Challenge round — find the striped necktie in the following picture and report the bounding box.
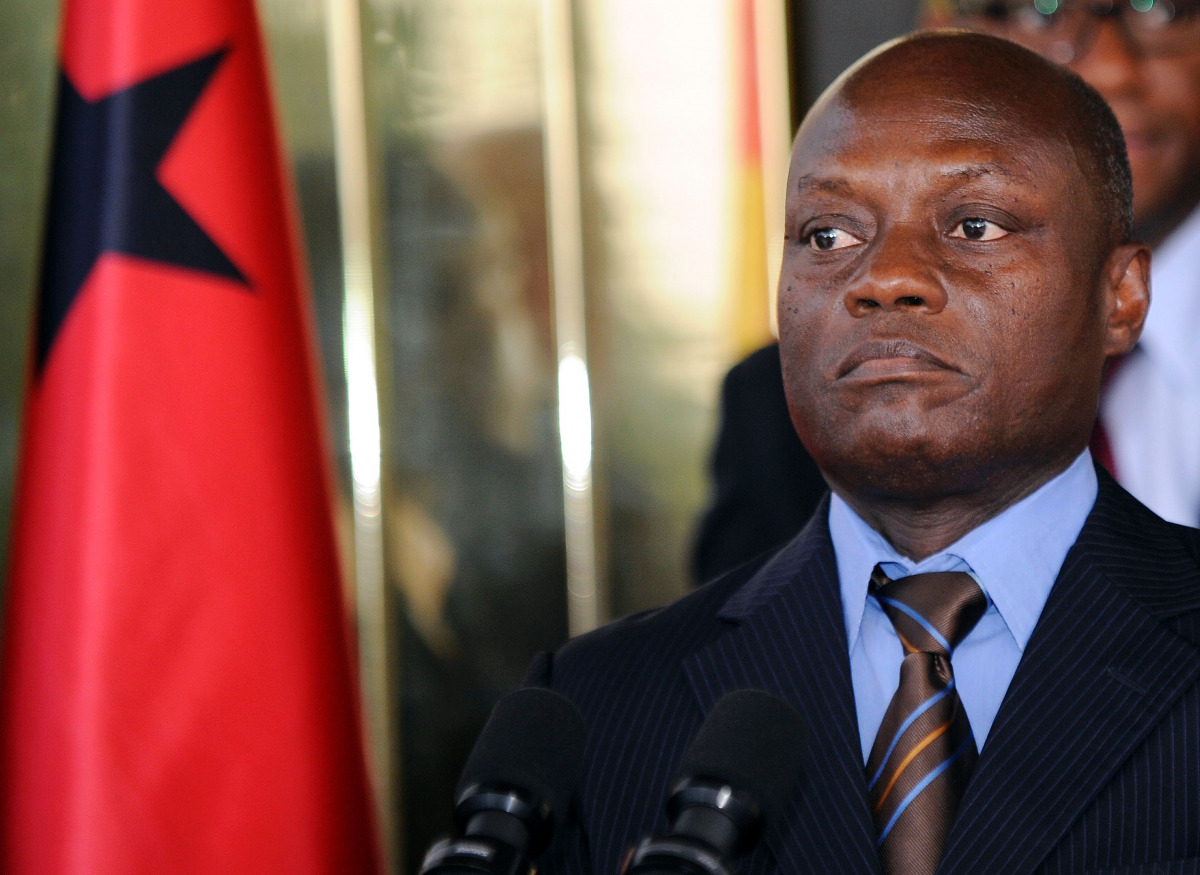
[866,565,987,875]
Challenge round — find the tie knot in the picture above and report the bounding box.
[869,565,987,656]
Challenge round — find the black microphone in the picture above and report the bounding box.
[623,689,808,875]
[419,686,587,875]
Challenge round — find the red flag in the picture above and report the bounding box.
[1,0,380,871]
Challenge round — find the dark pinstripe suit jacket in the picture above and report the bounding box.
[530,469,1200,874]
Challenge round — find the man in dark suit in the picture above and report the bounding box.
[694,0,1200,584]
[529,31,1200,874]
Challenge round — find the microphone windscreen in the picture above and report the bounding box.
[675,689,808,822]
[456,687,588,827]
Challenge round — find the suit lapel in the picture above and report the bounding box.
[682,509,882,875]
[678,474,1200,874]
[940,474,1200,874]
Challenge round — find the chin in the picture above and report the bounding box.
[814,434,969,501]
[851,460,968,503]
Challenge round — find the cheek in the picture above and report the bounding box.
[777,275,838,357]
[976,294,1100,413]
[1137,61,1200,193]
[776,286,822,399]
[964,284,1043,348]
[776,278,851,435]
[958,266,1047,349]
[959,264,1096,386]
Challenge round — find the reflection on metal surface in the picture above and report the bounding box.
[541,0,605,636]
[369,1,571,868]
[577,1,730,345]
[557,350,592,492]
[325,0,395,868]
[401,0,543,140]
[345,292,383,500]
[572,0,736,615]
[557,347,599,632]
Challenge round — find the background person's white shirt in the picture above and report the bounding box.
[1104,203,1200,527]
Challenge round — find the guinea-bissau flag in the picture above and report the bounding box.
[0,0,380,871]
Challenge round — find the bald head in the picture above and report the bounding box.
[810,31,1133,247]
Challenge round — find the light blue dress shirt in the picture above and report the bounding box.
[830,450,1098,762]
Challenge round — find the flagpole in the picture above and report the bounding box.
[325,0,398,869]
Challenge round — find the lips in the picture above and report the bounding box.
[1121,127,1164,158]
[1109,107,1165,160]
[836,339,958,381]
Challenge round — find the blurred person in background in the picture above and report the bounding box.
[692,0,1200,583]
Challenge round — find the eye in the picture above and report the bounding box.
[807,227,862,251]
[950,217,1008,241]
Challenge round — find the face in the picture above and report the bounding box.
[778,62,1147,507]
[948,9,1200,244]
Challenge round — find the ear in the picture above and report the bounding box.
[1101,243,1150,358]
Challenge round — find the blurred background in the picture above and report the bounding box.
[0,0,917,870]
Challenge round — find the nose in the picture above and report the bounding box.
[843,225,947,317]
[1070,17,1143,97]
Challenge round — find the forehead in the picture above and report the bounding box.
[790,85,1083,193]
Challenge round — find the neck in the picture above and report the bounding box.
[829,461,1071,562]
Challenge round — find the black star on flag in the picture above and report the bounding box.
[36,48,246,375]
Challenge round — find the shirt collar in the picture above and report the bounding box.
[832,450,1098,654]
[1140,202,1200,388]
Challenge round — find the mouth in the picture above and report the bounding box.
[836,339,958,382]
[1122,129,1162,158]
[1112,114,1166,160]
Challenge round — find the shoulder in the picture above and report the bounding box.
[537,504,836,702]
[532,553,771,697]
[526,521,836,874]
[1084,466,1200,565]
[1077,467,1200,632]
[524,553,781,874]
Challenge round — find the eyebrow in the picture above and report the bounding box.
[792,162,1019,195]
[941,163,1016,182]
[792,175,855,196]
